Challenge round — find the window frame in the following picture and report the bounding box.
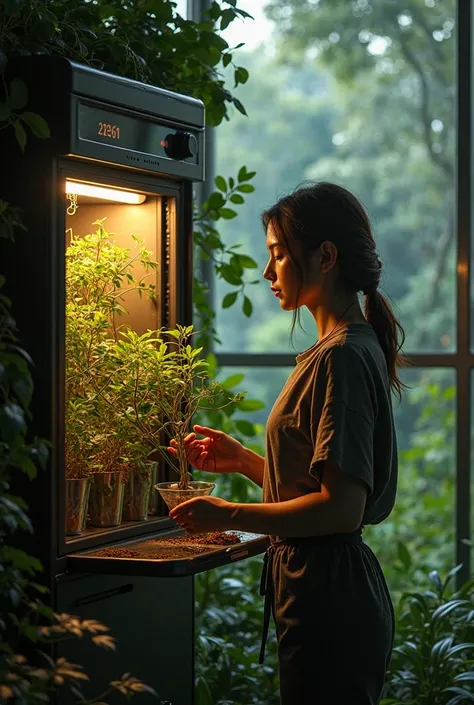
[193,0,472,585]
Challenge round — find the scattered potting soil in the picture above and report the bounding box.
[159,531,241,546]
[90,531,242,561]
[95,545,210,559]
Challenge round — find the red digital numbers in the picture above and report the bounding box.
[98,122,120,140]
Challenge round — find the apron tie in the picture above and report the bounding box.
[259,546,273,664]
[259,540,283,664]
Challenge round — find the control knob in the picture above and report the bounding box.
[163,131,197,160]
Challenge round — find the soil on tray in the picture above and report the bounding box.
[160,531,241,546]
[91,532,242,560]
[94,545,211,559]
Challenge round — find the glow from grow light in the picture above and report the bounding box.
[65,181,146,204]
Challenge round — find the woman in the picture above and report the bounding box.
[169,182,401,705]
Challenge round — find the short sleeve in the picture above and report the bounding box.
[309,346,376,493]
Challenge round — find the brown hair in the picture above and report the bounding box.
[262,182,406,399]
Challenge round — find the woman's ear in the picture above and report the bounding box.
[319,240,338,274]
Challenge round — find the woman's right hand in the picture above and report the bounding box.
[167,424,243,475]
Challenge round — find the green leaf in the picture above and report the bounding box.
[238,254,258,269]
[222,291,238,309]
[215,175,227,192]
[220,8,235,31]
[206,191,226,210]
[238,398,265,412]
[238,166,256,182]
[236,183,255,193]
[9,78,28,110]
[0,101,11,121]
[230,193,244,204]
[443,687,474,701]
[429,569,443,594]
[195,674,214,705]
[233,97,247,116]
[221,373,245,390]
[219,208,238,219]
[219,264,241,286]
[235,419,257,437]
[14,120,27,152]
[206,352,218,375]
[230,253,243,276]
[20,111,50,139]
[234,66,249,85]
[242,296,253,317]
[396,540,412,571]
[238,166,248,183]
[222,53,232,67]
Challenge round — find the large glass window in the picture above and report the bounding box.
[215,0,456,355]
[206,0,467,582]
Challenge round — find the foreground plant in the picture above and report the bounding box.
[382,564,474,705]
[3,615,155,703]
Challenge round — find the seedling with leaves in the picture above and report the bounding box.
[99,325,245,490]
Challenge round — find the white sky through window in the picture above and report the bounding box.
[221,0,274,52]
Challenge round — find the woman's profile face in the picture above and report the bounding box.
[263,221,323,311]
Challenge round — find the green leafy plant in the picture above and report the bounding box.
[65,218,157,480]
[0,0,252,127]
[193,167,258,347]
[194,557,279,705]
[100,325,245,491]
[0,75,50,152]
[64,220,246,493]
[382,565,474,705]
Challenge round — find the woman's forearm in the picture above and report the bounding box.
[238,446,265,487]
[229,490,360,537]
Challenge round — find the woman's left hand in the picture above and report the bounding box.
[169,496,236,533]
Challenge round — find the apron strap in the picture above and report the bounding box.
[258,546,274,664]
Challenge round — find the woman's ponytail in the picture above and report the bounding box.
[364,289,407,400]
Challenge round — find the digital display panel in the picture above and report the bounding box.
[77,103,198,164]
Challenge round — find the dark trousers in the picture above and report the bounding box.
[261,532,394,705]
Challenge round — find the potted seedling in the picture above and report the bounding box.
[64,218,158,530]
[120,433,158,523]
[100,325,245,512]
[87,426,127,528]
[64,398,93,535]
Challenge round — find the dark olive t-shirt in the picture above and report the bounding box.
[262,322,398,528]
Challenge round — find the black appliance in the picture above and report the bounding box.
[0,57,268,705]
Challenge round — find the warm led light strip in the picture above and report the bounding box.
[65,180,146,204]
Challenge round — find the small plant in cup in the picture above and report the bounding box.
[99,325,245,509]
